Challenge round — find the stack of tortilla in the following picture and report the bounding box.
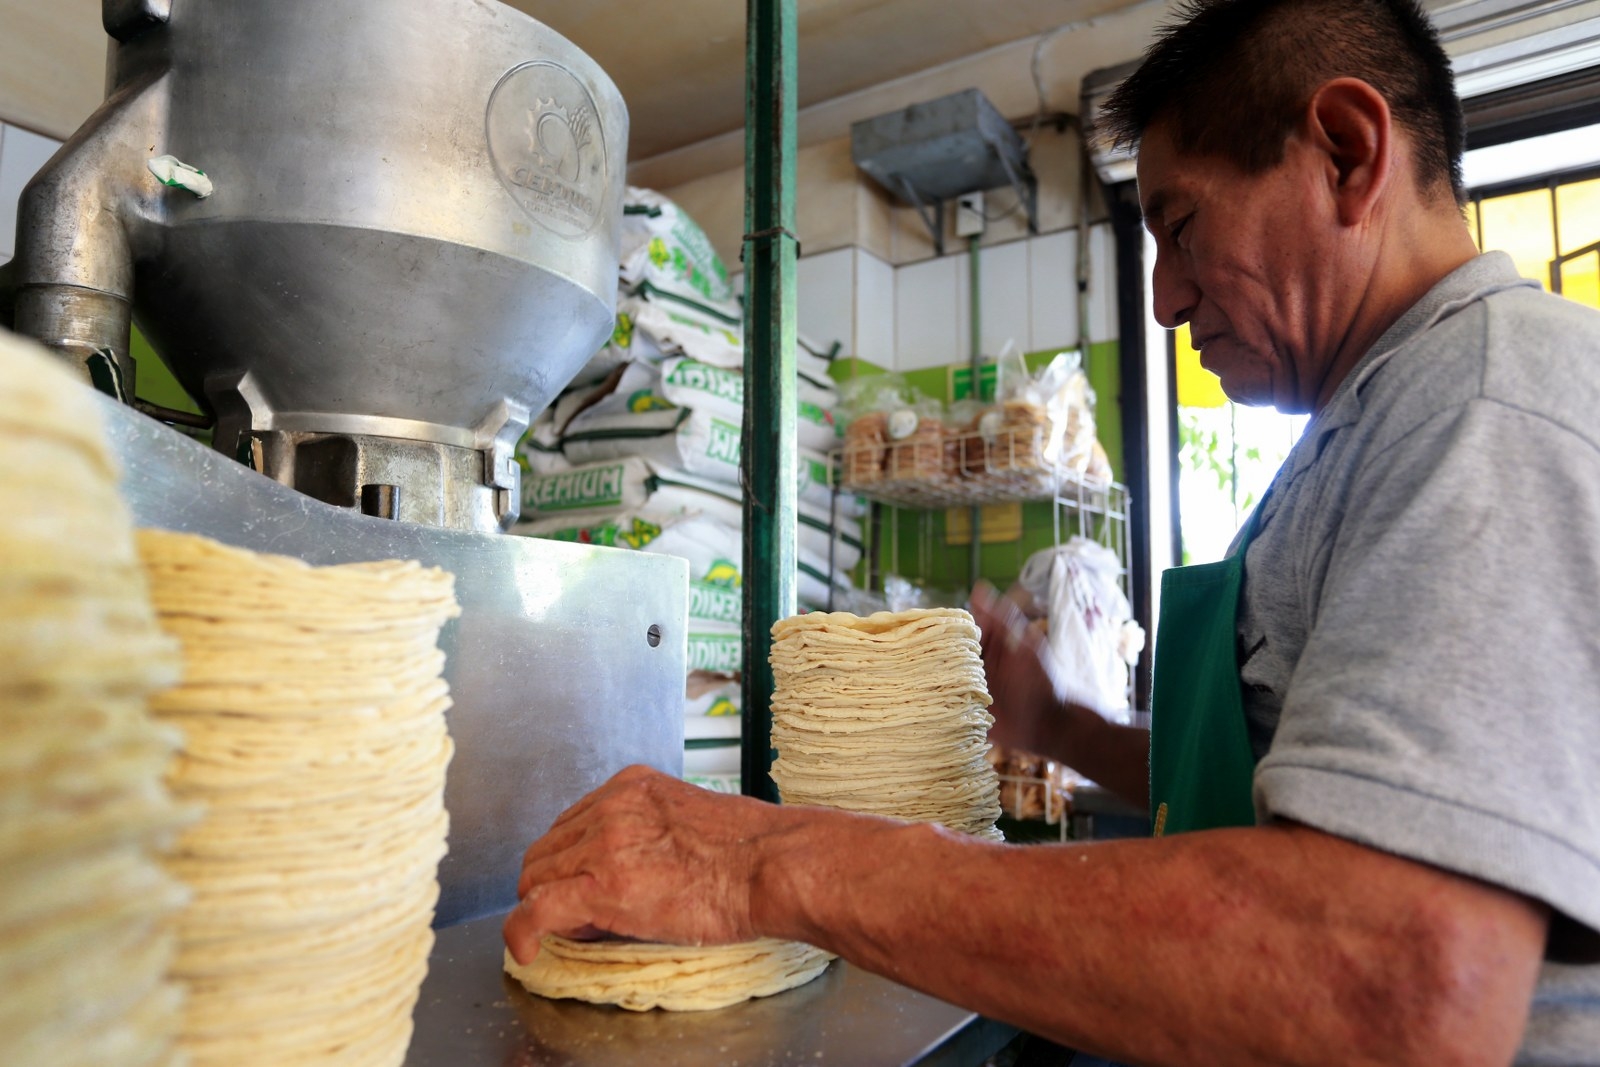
[769,608,1004,840]
[505,936,833,1012]
[136,529,460,1066]
[0,330,194,1067]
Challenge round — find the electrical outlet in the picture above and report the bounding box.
[955,191,985,237]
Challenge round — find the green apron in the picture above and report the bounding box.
[1147,505,1264,836]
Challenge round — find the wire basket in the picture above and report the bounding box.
[835,425,1112,510]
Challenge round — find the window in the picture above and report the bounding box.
[1173,324,1308,565]
[1465,121,1600,309]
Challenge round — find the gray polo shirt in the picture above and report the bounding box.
[1237,252,1600,1063]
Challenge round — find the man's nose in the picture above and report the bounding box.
[1150,243,1199,330]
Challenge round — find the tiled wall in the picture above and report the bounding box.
[794,246,896,364]
[0,122,62,265]
[794,224,1119,373]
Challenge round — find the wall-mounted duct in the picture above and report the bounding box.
[850,88,1038,256]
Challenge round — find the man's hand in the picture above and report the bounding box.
[504,765,782,964]
[968,582,1151,807]
[968,581,1073,756]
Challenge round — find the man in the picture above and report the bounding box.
[505,1,1600,1062]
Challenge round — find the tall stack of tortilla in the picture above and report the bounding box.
[0,331,193,1067]
[769,608,1004,841]
[136,530,460,1066]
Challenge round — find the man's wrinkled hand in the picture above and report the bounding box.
[502,765,778,965]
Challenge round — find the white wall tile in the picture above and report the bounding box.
[796,246,856,357]
[1087,222,1120,345]
[977,239,1030,357]
[854,248,895,366]
[0,124,62,266]
[894,254,965,371]
[1028,230,1080,353]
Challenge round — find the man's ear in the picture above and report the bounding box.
[1306,78,1392,227]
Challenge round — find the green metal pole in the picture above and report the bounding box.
[968,233,982,592]
[740,0,798,804]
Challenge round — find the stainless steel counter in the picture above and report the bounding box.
[404,916,1017,1067]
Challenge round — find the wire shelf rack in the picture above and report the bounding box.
[835,427,1117,511]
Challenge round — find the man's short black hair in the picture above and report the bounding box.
[1100,0,1466,205]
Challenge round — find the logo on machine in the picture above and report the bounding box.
[487,62,609,238]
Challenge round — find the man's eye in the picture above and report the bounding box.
[1170,215,1192,244]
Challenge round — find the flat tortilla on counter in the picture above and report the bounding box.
[769,608,1004,839]
[136,528,460,1067]
[504,937,834,1012]
[0,330,193,1067]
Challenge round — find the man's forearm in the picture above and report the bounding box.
[1059,716,1149,812]
[748,812,1546,1067]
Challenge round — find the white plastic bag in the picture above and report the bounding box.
[1018,537,1143,718]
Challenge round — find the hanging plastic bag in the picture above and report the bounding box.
[1018,537,1143,719]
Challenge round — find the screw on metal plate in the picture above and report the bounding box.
[646,624,662,648]
[103,0,172,42]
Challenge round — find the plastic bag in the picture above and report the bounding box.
[837,374,909,488]
[1018,537,1142,718]
[882,392,947,485]
[978,349,1100,488]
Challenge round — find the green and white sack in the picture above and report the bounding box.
[517,409,571,478]
[686,626,742,674]
[565,356,839,454]
[683,742,742,777]
[658,357,840,453]
[797,541,855,609]
[630,296,744,369]
[643,468,864,571]
[514,509,745,587]
[561,406,739,486]
[685,772,742,794]
[688,577,741,628]
[620,187,742,319]
[685,716,742,742]
[569,301,670,389]
[562,407,841,511]
[519,456,654,523]
[686,672,742,719]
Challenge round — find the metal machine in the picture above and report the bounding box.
[8,0,688,926]
[6,2,1015,1061]
[14,0,627,533]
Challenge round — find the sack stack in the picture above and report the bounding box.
[513,188,867,792]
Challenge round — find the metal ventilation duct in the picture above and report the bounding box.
[850,88,1038,255]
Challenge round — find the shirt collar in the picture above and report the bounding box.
[1280,252,1536,482]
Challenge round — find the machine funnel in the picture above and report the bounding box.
[13,0,629,530]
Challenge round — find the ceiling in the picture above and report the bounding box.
[503,0,1153,162]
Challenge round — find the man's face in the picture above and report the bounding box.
[1137,120,1342,413]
